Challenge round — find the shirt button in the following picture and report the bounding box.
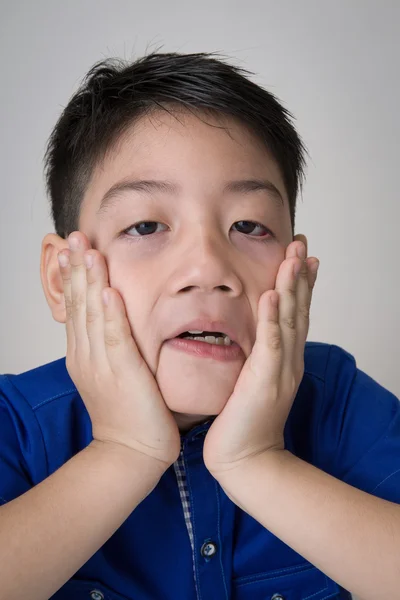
[90,591,104,600]
[271,594,285,600]
[200,541,217,558]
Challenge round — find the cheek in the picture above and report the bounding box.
[243,243,284,290]
[106,252,148,295]
[115,285,153,364]
[268,251,285,284]
[105,256,150,331]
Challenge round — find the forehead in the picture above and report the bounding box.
[80,109,289,232]
[98,110,283,184]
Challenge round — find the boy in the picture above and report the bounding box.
[0,50,399,600]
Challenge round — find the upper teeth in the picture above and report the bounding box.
[186,330,232,346]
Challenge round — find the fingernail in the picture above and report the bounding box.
[311,261,320,275]
[297,245,306,259]
[68,235,79,251]
[58,253,68,267]
[84,253,93,269]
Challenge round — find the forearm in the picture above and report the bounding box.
[0,440,166,600]
[215,450,400,599]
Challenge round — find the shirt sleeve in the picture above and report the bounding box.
[0,380,47,505]
[317,344,400,503]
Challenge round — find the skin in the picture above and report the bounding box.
[40,108,312,433]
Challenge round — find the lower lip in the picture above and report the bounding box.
[165,337,243,361]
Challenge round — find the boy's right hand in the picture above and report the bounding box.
[57,231,181,471]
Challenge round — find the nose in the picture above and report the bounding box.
[171,226,243,296]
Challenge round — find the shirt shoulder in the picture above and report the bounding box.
[0,356,76,410]
[298,341,400,502]
[0,357,91,497]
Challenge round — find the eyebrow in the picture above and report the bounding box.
[96,178,284,217]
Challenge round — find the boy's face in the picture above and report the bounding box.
[47,109,293,433]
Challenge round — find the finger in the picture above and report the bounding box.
[284,241,320,376]
[294,257,310,373]
[253,289,283,388]
[101,287,144,378]
[287,241,319,376]
[68,233,91,357]
[275,256,300,391]
[294,257,320,370]
[57,250,76,356]
[84,249,110,368]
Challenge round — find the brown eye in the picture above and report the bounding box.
[123,221,168,237]
[233,221,272,238]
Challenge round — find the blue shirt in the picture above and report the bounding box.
[1,341,399,600]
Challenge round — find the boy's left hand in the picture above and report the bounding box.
[203,235,320,478]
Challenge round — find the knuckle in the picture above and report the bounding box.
[71,292,86,311]
[86,308,100,324]
[282,315,296,330]
[61,271,72,284]
[70,258,83,270]
[299,304,310,320]
[104,330,122,348]
[268,332,282,351]
[64,298,74,320]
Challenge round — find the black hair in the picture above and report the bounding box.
[43,49,308,239]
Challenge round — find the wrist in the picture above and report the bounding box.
[88,439,169,478]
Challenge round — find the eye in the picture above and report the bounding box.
[232,220,273,238]
[121,221,168,237]
[120,220,273,239]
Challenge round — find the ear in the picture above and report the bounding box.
[40,233,69,323]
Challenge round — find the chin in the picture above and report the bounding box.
[155,346,242,417]
[156,358,239,416]
[162,385,229,416]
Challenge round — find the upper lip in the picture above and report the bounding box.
[167,318,243,349]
